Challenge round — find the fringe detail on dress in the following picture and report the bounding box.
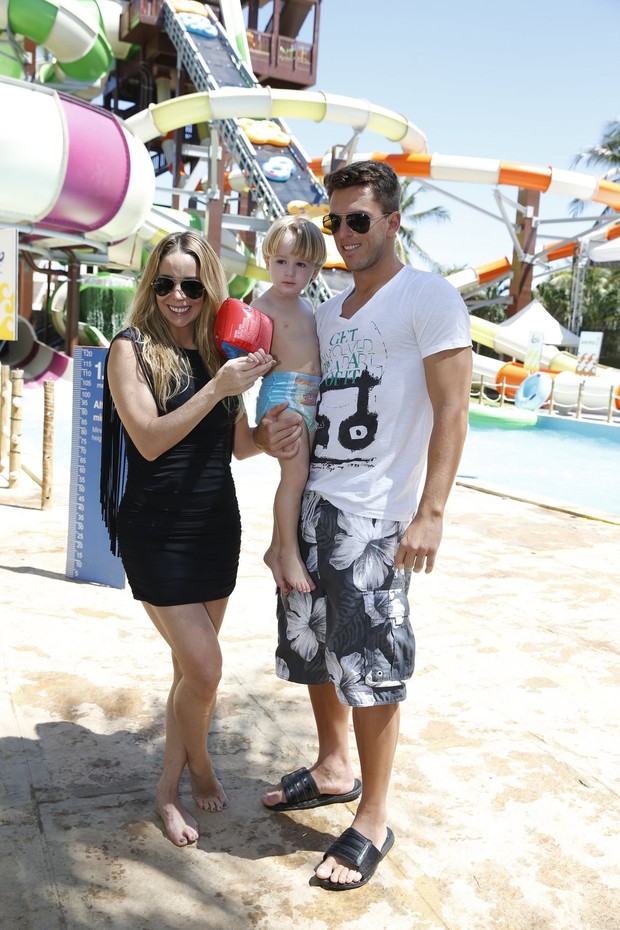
[99,328,150,556]
[100,345,126,556]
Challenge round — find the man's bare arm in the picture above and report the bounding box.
[253,402,303,459]
[395,345,472,573]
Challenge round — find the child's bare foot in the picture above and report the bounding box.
[264,547,291,593]
[155,794,200,846]
[281,552,315,593]
[189,768,229,813]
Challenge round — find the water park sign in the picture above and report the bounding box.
[66,347,125,589]
[576,331,603,376]
[523,331,544,373]
[0,228,18,342]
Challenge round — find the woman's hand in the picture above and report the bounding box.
[108,342,275,462]
[246,348,274,365]
[214,352,275,398]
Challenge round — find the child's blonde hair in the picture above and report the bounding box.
[262,214,327,267]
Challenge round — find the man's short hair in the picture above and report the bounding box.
[324,160,401,214]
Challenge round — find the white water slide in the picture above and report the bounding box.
[1,0,619,404]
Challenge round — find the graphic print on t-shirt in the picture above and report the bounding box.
[312,320,387,469]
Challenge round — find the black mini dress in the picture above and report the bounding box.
[101,331,241,607]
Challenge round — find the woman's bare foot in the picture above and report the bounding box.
[280,552,315,594]
[264,546,291,593]
[190,768,229,812]
[155,795,200,847]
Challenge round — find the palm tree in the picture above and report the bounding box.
[570,119,620,216]
[463,279,512,325]
[397,178,450,268]
[567,120,620,328]
[573,119,620,173]
[536,266,620,367]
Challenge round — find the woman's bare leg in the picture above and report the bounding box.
[155,655,200,843]
[143,597,230,844]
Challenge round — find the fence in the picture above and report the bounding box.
[0,365,54,509]
[471,374,619,424]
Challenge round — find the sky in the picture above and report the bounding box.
[281,0,620,276]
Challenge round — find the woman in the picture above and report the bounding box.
[101,231,274,846]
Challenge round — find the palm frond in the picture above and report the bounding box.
[398,179,451,269]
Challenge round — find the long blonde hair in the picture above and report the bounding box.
[126,231,231,411]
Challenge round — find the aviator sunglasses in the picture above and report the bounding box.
[152,276,206,300]
[322,211,392,235]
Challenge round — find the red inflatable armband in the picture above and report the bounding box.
[213,298,273,359]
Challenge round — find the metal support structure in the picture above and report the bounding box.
[533,212,620,263]
[64,253,80,357]
[569,241,589,335]
[494,189,530,262]
[327,132,362,173]
[507,188,540,316]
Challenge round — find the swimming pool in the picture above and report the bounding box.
[458,414,620,519]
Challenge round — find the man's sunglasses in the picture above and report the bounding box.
[322,212,391,235]
[152,276,205,299]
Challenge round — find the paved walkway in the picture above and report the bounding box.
[1,449,619,930]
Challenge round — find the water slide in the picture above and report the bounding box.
[0,0,113,81]
[0,3,426,256]
[0,0,424,376]
[308,151,620,214]
[308,151,620,411]
[1,0,620,402]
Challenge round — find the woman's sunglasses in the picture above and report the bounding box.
[322,212,391,235]
[152,276,205,299]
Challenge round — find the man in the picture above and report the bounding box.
[254,161,472,890]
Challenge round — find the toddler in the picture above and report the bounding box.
[254,214,326,593]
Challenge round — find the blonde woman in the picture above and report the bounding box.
[101,231,274,846]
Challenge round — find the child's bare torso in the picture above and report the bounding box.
[253,291,321,376]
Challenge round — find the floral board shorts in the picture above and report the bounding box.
[275,491,415,707]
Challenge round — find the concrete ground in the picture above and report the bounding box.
[1,446,619,930]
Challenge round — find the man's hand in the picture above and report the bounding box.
[395,511,443,574]
[253,402,303,459]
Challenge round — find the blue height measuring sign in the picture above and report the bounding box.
[66,347,125,588]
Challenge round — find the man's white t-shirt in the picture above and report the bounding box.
[306,265,472,522]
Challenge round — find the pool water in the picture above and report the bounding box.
[458,417,620,518]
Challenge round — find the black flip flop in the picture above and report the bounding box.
[309,826,395,891]
[266,767,362,812]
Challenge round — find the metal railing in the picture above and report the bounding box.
[470,374,620,425]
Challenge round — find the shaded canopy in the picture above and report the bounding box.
[499,299,580,348]
[589,238,620,266]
